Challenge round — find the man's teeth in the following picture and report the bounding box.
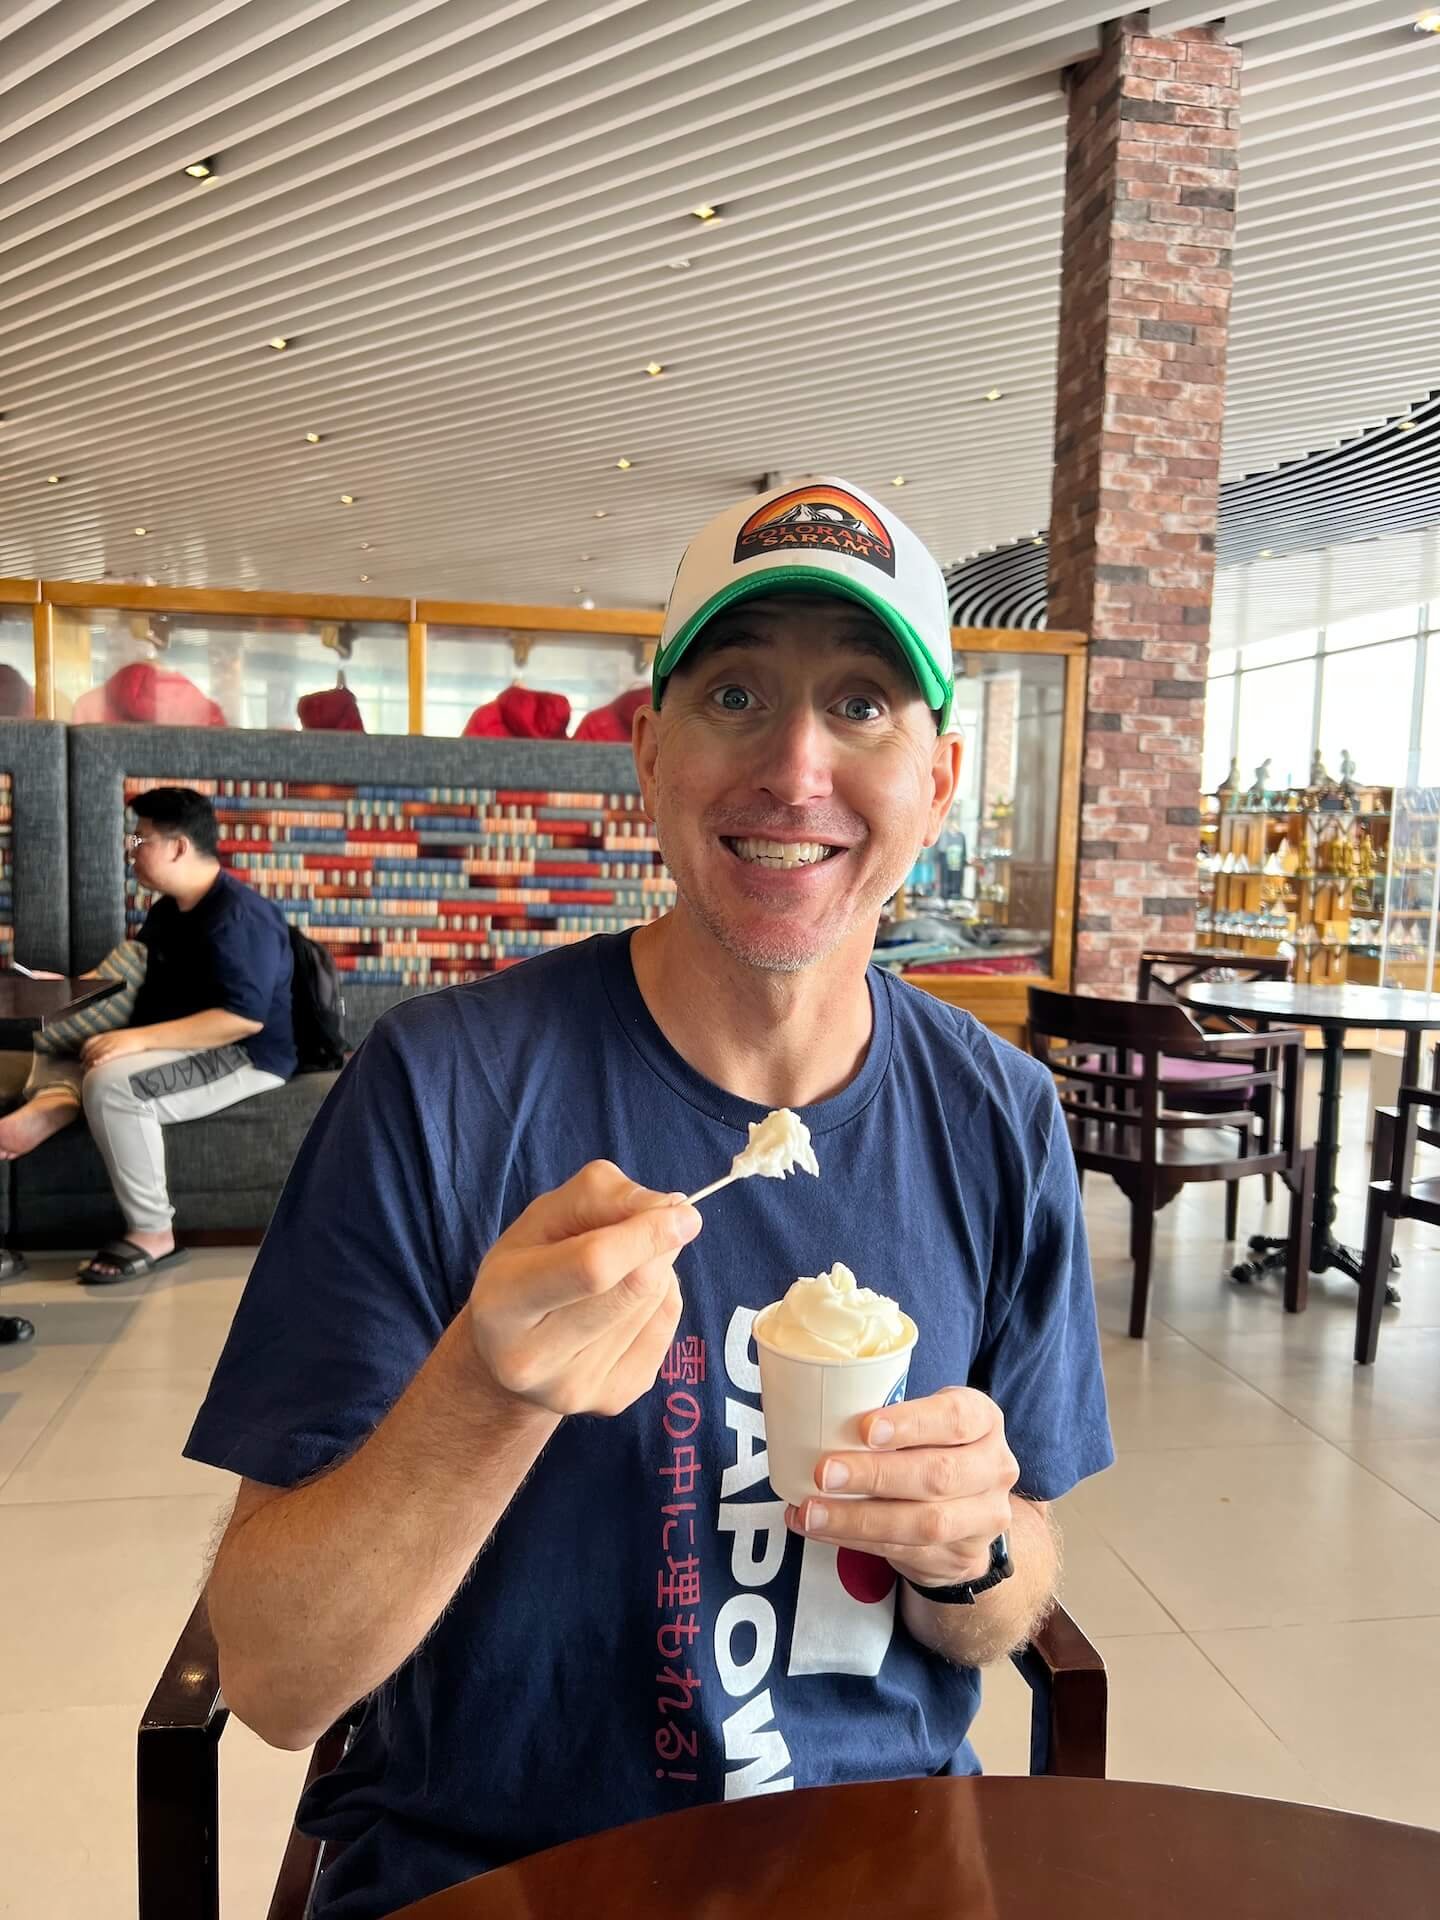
[730,838,835,869]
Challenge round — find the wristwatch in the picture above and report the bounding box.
[902,1532,1013,1605]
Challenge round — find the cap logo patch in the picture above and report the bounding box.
[733,485,896,578]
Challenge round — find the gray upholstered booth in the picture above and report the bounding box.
[7,724,643,1246]
[0,722,71,1241]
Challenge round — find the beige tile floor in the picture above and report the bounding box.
[1,1062,1437,1916]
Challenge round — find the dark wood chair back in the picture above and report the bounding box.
[1028,987,1313,1335]
[139,1592,1106,1918]
[1137,948,1290,1012]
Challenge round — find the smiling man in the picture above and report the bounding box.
[189,478,1112,1920]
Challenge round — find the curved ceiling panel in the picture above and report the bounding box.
[1,1,1437,605]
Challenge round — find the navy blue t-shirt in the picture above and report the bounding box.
[186,931,1111,1919]
[134,868,296,1079]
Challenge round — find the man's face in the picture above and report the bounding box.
[128,829,183,896]
[634,596,960,973]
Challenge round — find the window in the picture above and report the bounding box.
[1317,639,1416,785]
[1203,672,1236,789]
[1236,658,1316,793]
[1324,605,1420,653]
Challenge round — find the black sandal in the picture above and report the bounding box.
[76,1240,191,1285]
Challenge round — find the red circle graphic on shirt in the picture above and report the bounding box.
[836,1548,897,1604]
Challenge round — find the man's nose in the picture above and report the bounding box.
[752,702,835,808]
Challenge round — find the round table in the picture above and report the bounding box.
[1182,980,1440,1293]
[391,1775,1440,1919]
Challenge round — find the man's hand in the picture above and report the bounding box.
[784,1387,1020,1588]
[468,1161,702,1420]
[80,1027,151,1068]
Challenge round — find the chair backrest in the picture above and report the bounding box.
[1028,987,1204,1055]
[1138,947,1290,1007]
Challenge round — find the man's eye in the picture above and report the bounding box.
[713,685,753,712]
[839,696,881,722]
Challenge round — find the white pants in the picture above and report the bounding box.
[28,1047,284,1234]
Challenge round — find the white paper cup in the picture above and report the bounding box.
[753,1306,918,1506]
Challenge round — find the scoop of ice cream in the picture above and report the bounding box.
[758,1263,911,1361]
[731,1109,820,1183]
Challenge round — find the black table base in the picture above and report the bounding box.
[1,1314,35,1344]
[1232,1232,1400,1304]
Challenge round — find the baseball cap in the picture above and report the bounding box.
[653,477,955,731]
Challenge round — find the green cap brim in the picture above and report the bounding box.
[653,565,954,732]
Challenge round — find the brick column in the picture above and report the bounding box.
[1046,13,1240,994]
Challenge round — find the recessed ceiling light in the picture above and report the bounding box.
[666,257,692,271]
[304,431,322,444]
[690,204,720,222]
[339,493,356,505]
[45,473,61,484]
[983,387,1003,402]
[580,597,596,610]
[1398,418,1418,432]
[1415,9,1440,30]
[644,362,665,378]
[268,336,289,351]
[572,585,585,594]
[891,475,907,487]
[359,573,370,582]
[359,541,371,550]
[1032,536,1044,546]
[183,158,216,179]
[615,456,634,470]
[134,526,149,536]
[1258,548,1274,558]
[579,552,594,562]
[594,509,609,519]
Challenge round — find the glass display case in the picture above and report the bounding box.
[425,623,652,738]
[48,602,410,733]
[874,648,1072,996]
[0,607,36,717]
[1376,785,1439,991]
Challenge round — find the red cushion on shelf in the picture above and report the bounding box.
[573,685,649,742]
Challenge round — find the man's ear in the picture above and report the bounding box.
[921,732,963,848]
[632,701,660,820]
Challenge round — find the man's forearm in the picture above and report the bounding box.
[139,1009,261,1052]
[207,1315,559,1750]
[900,1498,1059,1668]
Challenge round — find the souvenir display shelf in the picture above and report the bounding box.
[1375,785,1439,992]
[1197,758,1392,985]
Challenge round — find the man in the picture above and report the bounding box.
[0,787,296,1280]
[191,479,1112,1919]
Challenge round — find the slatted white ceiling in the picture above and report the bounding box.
[1,0,1437,610]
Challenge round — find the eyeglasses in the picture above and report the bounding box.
[124,832,169,854]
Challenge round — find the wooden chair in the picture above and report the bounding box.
[138,1590,1108,1919]
[1029,988,1314,1338]
[1357,1042,1440,1366]
[1138,948,1292,1219]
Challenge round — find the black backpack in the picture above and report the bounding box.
[287,926,348,1073]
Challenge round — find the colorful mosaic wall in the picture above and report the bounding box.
[0,774,13,968]
[124,778,674,985]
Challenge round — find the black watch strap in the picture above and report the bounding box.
[902,1532,1013,1606]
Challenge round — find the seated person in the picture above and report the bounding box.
[0,787,296,1280]
[189,481,1111,1920]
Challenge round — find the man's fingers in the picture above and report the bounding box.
[860,1387,1000,1452]
[516,1160,690,1245]
[787,1489,1014,1552]
[814,1442,1018,1503]
[510,1204,700,1318]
